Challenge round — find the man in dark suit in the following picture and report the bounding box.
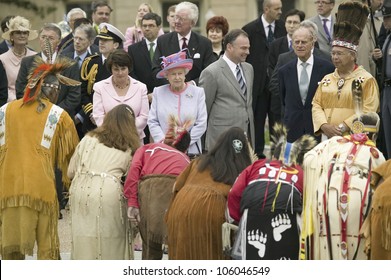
[268,9,305,78]
[269,20,331,121]
[62,24,98,68]
[62,23,98,139]
[128,12,161,144]
[0,15,14,55]
[129,13,161,94]
[59,18,98,55]
[267,8,305,126]
[279,27,334,142]
[242,0,286,158]
[151,1,215,86]
[57,8,87,54]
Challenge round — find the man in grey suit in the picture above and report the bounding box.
[199,29,254,151]
[309,0,336,58]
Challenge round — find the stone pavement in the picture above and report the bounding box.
[27,208,165,260]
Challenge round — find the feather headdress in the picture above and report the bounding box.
[271,123,317,166]
[332,1,370,52]
[23,38,81,104]
[164,115,193,148]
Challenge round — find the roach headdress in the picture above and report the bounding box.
[332,1,369,52]
[23,37,81,104]
[270,123,317,166]
[164,115,193,150]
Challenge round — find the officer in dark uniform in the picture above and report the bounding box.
[77,23,125,136]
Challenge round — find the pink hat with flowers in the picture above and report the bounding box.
[156,49,193,79]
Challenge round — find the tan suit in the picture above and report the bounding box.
[357,17,383,77]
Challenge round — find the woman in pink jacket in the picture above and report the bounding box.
[93,49,149,142]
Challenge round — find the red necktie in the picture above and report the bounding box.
[181,37,188,49]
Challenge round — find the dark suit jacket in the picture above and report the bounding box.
[278,56,334,142]
[62,43,99,56]
[0,62,7,106]
[242,16,286,109]
[0,40,10,55]
[268,36,289,77]
[151,31,216,87]
[58,33,74,54]
[269,48,331,117]
[128,39,154,93]
[15,53,81,117]
[78,54,111,132]
[62,49,98,64]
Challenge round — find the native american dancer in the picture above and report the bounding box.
[360,159,391,260]
[0,48,80,259]
[227,124,316,260]
[300,111,385,260]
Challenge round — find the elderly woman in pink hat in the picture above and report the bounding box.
[0,16,37,103]
[148,49,207,157]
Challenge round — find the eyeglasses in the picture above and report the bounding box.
[174,16,189,23]
[314,1,332,5]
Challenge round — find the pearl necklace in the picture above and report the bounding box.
[12,47,26,58]
[113,78,130,89]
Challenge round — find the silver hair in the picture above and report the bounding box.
[74,24,96,42]
[66,8,87,23]
[176,1,199,25]
[292,26,315,42]
[300,20,318,41]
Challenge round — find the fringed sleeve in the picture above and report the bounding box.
[56,113,79,190]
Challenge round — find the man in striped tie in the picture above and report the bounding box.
[199,29,255,152]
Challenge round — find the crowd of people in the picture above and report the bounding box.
[1,0,391,261]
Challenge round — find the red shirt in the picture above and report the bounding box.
[124,143,190,207]
[227,159,303,222]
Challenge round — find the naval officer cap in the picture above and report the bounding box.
[96,23,125,43]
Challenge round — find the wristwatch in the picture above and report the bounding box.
[338,123,347,133]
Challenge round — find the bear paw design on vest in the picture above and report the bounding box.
[247,230,267,258]
[271,213,292,241]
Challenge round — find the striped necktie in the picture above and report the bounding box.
[236,64,247,98]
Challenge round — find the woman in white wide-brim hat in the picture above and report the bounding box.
[0,16,38,103]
